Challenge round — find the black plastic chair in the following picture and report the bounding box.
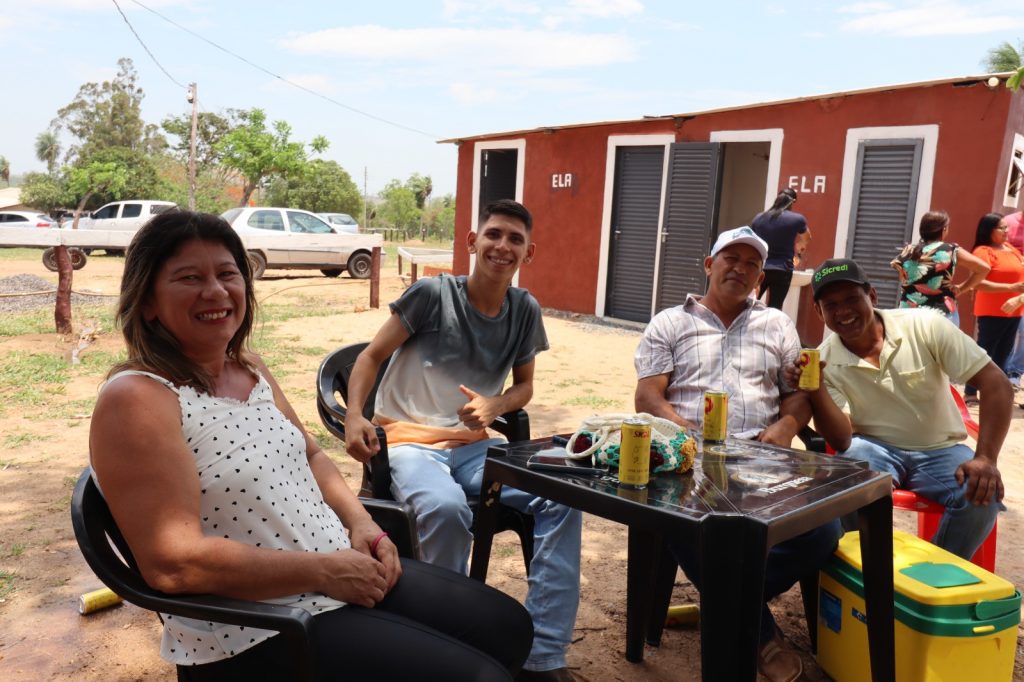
[317,342,536,574]
[71,467,418,682]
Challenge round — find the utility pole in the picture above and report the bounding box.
[363,166,368,230]
[187,83,198,211]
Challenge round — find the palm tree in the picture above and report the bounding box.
[35,131,61,175]
[0,156,9,187]
[983,40,1023,72]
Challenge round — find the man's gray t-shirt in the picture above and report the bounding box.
[375,274,549,427]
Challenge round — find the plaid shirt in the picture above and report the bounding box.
[635,294,800,439]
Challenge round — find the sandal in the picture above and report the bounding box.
[757,632,803,682]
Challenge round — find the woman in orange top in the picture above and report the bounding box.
[967,212,1024,400]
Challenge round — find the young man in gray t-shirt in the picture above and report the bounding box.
[344,200,582,682]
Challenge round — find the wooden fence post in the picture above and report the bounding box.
[370,246,381,309]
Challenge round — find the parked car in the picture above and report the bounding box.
[77,200,179,254]
[0,211,55,228]
[317,212,360,234]
[220,207,380,279]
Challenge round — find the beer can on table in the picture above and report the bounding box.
[798,348,820,390]
[702,391,728,443]
[79,587,122,615]
[618,417,651,489]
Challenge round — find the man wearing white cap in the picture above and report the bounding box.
[634,226,840,682]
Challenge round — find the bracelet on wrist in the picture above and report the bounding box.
[370,531,389,558]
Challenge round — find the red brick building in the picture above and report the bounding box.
[443,74,1024,343]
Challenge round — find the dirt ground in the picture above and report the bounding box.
[0,250,1022,681]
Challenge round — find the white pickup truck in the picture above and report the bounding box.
[74,200,179,255]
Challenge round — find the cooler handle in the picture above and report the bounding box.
[974,592,1021,620]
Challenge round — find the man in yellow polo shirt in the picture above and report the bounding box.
[802,258,1009,560]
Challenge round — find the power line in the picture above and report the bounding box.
[110,0,187,90]
[128,0,442,140]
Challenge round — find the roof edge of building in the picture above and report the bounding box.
[438,71,1019,145]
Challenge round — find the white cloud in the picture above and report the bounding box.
[839,2,1024,35]
[838,2,894,14]
[449,82,510,106]
[280,25,637,70]
[566,0,644,18]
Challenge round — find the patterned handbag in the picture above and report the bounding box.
[563,413,696,474]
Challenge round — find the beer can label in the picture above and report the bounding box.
[618,418,651,489]
[79,587,123,615]
[702,391,728,443]
[798,349,820,390]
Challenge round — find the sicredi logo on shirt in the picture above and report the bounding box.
[814,263,849,282]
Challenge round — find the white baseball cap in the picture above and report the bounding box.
[710,226,768,262]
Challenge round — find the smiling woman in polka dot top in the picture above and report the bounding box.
[89,211,532,681]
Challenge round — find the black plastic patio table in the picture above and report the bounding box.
[470,436,895,682]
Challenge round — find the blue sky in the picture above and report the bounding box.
[2,0,1022,197]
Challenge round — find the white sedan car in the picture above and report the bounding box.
[0,211,56,228]
[220,207,381,279]
[317,212,360,234]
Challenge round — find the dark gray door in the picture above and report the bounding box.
[479,149,518,208]
[846,139,923,308]
[655,142,723,312]
[605,146,665,322]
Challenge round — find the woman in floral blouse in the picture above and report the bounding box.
[891,210,990,326]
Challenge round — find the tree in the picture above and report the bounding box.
[52,57,165,163]
[49,160,130,335]
[0,156,9,187]
[68,146,162,210]
[161,109,237,176]
[35,131,61,175]
[983,40,1023,72]
[407,173,433,209]
[264,159,363,215]
[215,108,328,206]
[377,179,421,233]
[423,194,456,242]
[20,172,70,214]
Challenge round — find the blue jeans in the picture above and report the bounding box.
[1003,317,1024,378]
[841,436,1002,559]
[669,520,843,646]
[388,439,582,672]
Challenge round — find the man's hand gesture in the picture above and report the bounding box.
[457,385,500,430]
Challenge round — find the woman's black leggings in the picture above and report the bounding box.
[758,268,793,310]
[178,559,533,682]
[966,315,1020,396]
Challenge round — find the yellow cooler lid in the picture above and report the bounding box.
[835,530,1015,605]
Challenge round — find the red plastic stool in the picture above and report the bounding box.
[891,488,998,572]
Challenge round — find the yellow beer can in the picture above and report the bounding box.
[618,417,651,489]
[702,391,728,443]
[798,348,820,390]
[665,603,701,627]
[79,587,123,615]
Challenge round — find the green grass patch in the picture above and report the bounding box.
[0,247,42,261]
[0,569,17,601]
[3,543,25,558]
[0,305,116,337]
[305,422,339,451]
[3,431,52,448]
[0,351,69,387]
[257,298,333,324]
[565,392,621,409]
[0,458,14,468]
